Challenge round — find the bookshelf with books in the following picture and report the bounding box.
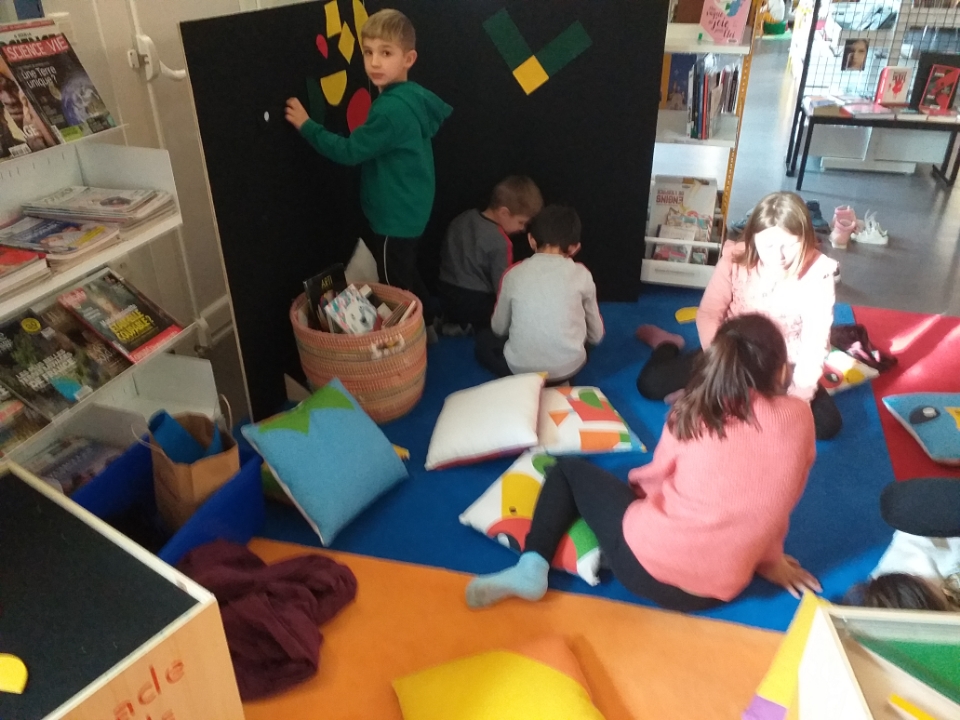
[648,0,763,288]
[0,137,207,460]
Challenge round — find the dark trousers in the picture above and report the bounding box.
[438,280,494,329]
[474,328,589,386]
[365,231,436,323]
[525,458,722,612]
[881,478,960,537]
[635,343,843,440]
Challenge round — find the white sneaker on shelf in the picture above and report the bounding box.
[852,211,889,246]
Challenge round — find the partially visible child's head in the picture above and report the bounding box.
[361,10,417,90]
[739,192,817,277]
[527,205,581,256]
[846,573,956,612]
[669,313,789,441]
[486,176,543,235]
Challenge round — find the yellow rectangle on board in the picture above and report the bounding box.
[339,23,355,63]
[513,56,549,95]
[325,0,342,36]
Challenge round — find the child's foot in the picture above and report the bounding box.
[636,324,685,350]
[465,552,549,608]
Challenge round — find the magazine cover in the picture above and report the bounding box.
[0,312,110,419]
[57,269,182,362]
[649,175,717,243]
[920,64,960,112]
[0,245,42,280]
[0,215,119,255]
[0,382,47,455]
[37,300,130,379]
[0,54,58,160]
[0,25,115,141]
[25,186,158,214]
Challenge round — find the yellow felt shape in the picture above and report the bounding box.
[393,647,606,720]
[338,23,356,64]
[675,306,698,324]
[0,653,28,694]
[513,57,549,95]
[324,0,341,36]
[320,71,348,106]
[353,0,369,37]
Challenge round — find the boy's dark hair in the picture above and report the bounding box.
[668,314,788,441]
[489,176,543,217]
[845,573,954,611]
[528,205,581,252]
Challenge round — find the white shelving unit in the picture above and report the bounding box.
[0,140,217,460]
[646,7,761,289]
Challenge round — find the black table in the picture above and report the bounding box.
[786,107,960,191]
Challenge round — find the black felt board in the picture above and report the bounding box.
[0,473,197,720]
[181,1,666,420]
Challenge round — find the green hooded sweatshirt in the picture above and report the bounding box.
[300,81,452,238]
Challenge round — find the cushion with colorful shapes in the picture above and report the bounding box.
[883,392,960,465]
[820,348,880,395]
[393,635,606,720]
[536,386,645,455]
[459,451,602,585]
[241,378,408,545]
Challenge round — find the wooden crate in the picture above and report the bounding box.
[0,463,244,720]
[799,603,960,719]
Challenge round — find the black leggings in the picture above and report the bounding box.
[474,329,588,386]
[636,343,843,440]
[365,231,436,324]
[525,457,723,612]
[881,478,960,537]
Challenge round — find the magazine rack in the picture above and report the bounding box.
[0,140,220,461]
[643,0,764,289]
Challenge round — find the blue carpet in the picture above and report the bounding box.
[261,285,897,632]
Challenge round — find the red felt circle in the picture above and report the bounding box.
[347,87,372,132]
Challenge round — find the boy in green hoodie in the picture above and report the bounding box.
[285,9,452,327]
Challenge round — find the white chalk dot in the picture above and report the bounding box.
[263,111,270,122]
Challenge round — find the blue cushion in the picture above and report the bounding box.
[241,378,408,545]
[883,393,960,465]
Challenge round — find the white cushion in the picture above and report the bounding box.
[425,374,545,470]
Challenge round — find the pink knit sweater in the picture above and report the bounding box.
[696,242,837,401]
[624,394,816,601]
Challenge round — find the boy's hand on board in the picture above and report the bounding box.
[285,98,309,130]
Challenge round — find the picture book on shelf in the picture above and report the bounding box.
[0,312,113,419]
[0,53,58,161]
[0,19,115,142]
[920,64,960,113]
[699,0,750,45]
[57,269,182,363]
[875,66,911,106]
[660,53,697,110]
[649,176,717,243]
[0,382,46,455]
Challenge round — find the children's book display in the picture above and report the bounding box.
[0,18,115,147]
[303,265,413,335]
[668,54,740,140]
[699,0,750,45]
[874,66,911,107]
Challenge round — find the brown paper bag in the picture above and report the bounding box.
[150,413,240,531]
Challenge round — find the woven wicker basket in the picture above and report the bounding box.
[290,284,427,423]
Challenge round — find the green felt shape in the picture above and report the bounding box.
[260,384,353,434]
[854,634,960,704]
[482,9,532,70]
[536,21,592,76]
[306,76,326,124]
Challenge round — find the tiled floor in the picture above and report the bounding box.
[654,40,960,317]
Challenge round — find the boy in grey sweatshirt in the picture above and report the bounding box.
[475,205,604,383]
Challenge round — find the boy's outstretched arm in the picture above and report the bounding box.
[285,97,399,166]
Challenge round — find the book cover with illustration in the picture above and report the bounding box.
[0,23,115,142]
[649,176,717,243]
[875,66,911,106]
[0,54,59,161]
[0,312,111,419]
[660,53,697,110]
[700,0,750,45]
[0,215,119,257]
[920,64,960,113]
[57,269,181,362]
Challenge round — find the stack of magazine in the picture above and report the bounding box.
[0,18,116,162]
[0,269,180,455]
[0,246,49,299]
[22,186,176,233]
[0,216,121,269]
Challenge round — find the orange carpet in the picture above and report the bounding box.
[244,539,782,720]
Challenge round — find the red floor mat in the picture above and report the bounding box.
[853,305,960,481]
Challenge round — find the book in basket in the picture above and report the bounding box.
[0,311,116,419]
[57,269,182,363]
[0,19,115,141]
